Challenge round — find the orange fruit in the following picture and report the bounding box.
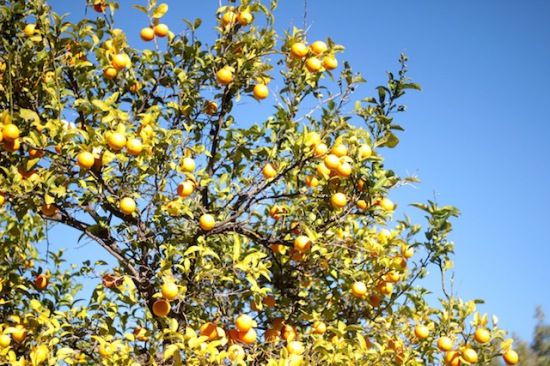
[305,57,322,72]
[119,197,136,215]
[312,321,326,335]
[503,349,519,365]
[324,154,340,170]
[227,344,245,360]
[331,144,348,157]
[336,162,352,177]
[305,175,319,188]
[216,68,233,85]
[28,149,44,158]
[108,132,127,150]
[111,54,130,71]
[134,327,147,341]
[290,42,308,59]
[392,257,407,270]
[200,322,218,341]
[204,101,218,115]
[253,84,269,100]
[41,203,58,217]
[281,324,297,341]
[378,197,395,211]
[286,341,305,355]
[437,336,453,352]
[0,192,5,206]
[34,274,48,290]
[238,327,257,344]
[199,214,215,230]
[323,56,338,70]
[357,200,368,210]
[126,138,143,156]
[474,328,490,344]
[3,138,20,152]
[152,299,171,317]
[237,11,252,26]
[77,151,95,169]
[351,281,367,298]
[314,142,328,157]
[12,325,27,343]
[317,161,331,177]
[103,67,117,79]
[310,41,327,55]
[0,334,11,348]
[161,282,178,300]
[444,351,461,366]
[98,343,114,358]
[140,27,155,41]
[221,12,237,26]
[2,124,19,142]
[369,293,381,307]
[386,270,401,282]
[377,281,393,295]
[330,192,347,209]
[270,243,285,254]
[182,157,195,172]
[414,325,429,340]
[262,163,277,179]
[24,24,36,36]
[294,235,312,253]
[462,348,478,363]
[177,181,195,197]
[154,24,169,37]
[401,246,414,258]
[262,295,276,308]
[269,205,284,220]
[235,314,253,333]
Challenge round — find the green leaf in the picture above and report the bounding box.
[152,3,169,18]
[132,5,148,14]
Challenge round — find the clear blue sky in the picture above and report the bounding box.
[48,0,550,343]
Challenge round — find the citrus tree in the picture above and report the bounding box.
[0,0,520,365]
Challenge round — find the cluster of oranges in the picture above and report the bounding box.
[290,40,338,72]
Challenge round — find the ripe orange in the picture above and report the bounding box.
[323,56,338,71]
[312,321,327,335]
[235,314,253,332]
[222,12,237,26]
[270,243,285,254]
[294,235,312,253]
[29,149,44,158]
[392,256,407,270]
[503,349,519,365]
[378,197,395,211]
[204,101,218,115]
[336,162,352,177]
[2,124,20,142]
[377,281,393,295]
[401,246,414,258]
[474,328,490,344]
[370,293,381,307]
[216,68,234,85]
[386,270,401,282]
[305,175,319,188]
[331,144,348,157]
[237,11,253,25]
[414,325,429,340]
[290,42,308,59]
[351,281,367,298]
[77,151,95,169]
[310,41,327,55]
[281,324,297,341]
[199,214,215,230]
[253,84,269,100]
[262,295,276,308]
[12,325,27,343]
[330,192,347,209]
[41,203,58,217]
[152,299,171,317]
[227,344,245,360]
[269,205,284,220]
[358,144,372,159]
[161,282,178,300]
[103,67,117,79]
[305,57,322,72]
[437,336,453,352]
[140,27,155,41]
[24,24,36,36]
[357,200,368,210]
[126,138,143,156]
[119,197,136,215]
[177,181,195,197]
[286,341,305,355]
[462,348,478,363]
[98,343,114,358]
[200,322,218,341]
[111,54,130,71]
[108,132,127,150]
[444,351,461,366]
[324,154,340,170]
[238,327,257,344]
[134,327,147,341]
[0,192,5,206]
[3,138,20,152]
[262,163,277,179]
[154,24,169,37]
[34,274,48,290]
[314,142,328,157]
[0,334,10,348]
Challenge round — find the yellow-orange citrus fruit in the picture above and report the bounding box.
[0,192,5,206]
[306,57,322,72]
[126,138,143,156]
[41,203,58,217]
[323,56,338,70]
[290,42,308,59]
[474,328,490,344]
[414,325,429,340]
[77,151,95,169]
[134,327,147,341]
[29,149,44,158]
[98,343,114,358]
[227,344,245,360]
[287,341,305,355]
[235,314,253,333]
[503,349,519,365]
[312,321,327,335]
[140,27,155,41]
[216,68,234,85]
[108,132,127,150]
[182,157,196,172]
[352,281,367,298]
[336,162,352,177]
[437,336,453,352]
[401,246,414,258]
[111,54,130,71]
[377,281,393,295]
[3,138,20,152]
[2,124,19,142]
[222,12,237,26]
[204,101,218,115]
[269,205,284,220]
[314,142,328,157]
[253,84,269,100]
[444,351,461,366]
[330,192,347,209]
[310,41,327,55]
[103,67,117,79]
[262,163,277,179]
[357,200,368,210]
[24,24,36,36]
[200,322,218,341]
[378,197,395,211]
[119,197,136,215]
[462,348,478,363]
[0,334,11,348]
[270,243,285,254]
[177,181,195,197]
[12,325,27,343]
[199,214,215,230]
[324,154,340,170]
[237,11,253,26]
[359,144,372,158]
[386,270,401,282]
[161,282,178,300]
[238,327,257,344]
[305,175,319,188]
[282,324,297,341]
[294,235,312,253]
[34,274,48,290]
[154,24,169,37]
[152,299,171,317]
[331,144,348,157]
